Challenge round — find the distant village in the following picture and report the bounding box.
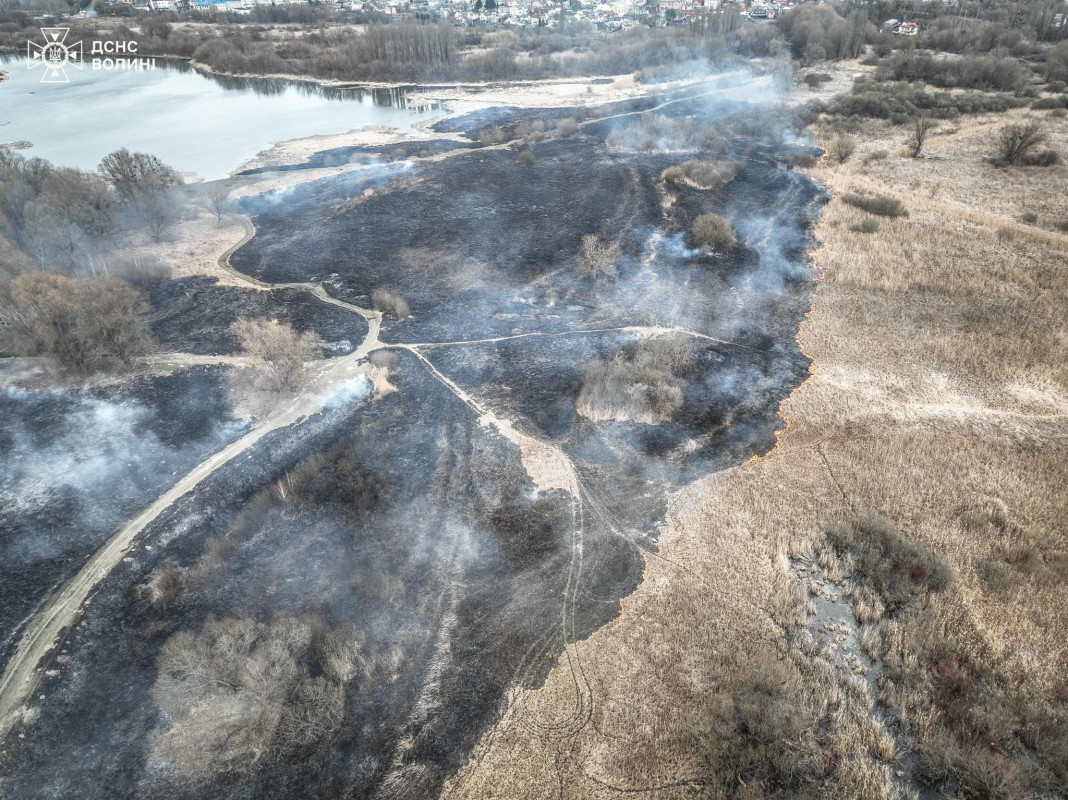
[109,0,934,35]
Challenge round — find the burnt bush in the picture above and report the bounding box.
[275,443,382,520]
[841,193,908,218]
[488,497,566,563]
[827,513,952,613]
[577,234,621,280]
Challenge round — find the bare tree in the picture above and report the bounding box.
[230,318,322,393]
[204,185,231,225]
[907,115,934,158]
[99,149,181,240]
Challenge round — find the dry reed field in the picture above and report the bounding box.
[439,107,1068,799]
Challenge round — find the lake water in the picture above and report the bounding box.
[0,56,441,180]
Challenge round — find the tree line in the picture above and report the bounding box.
[0,148,181,374]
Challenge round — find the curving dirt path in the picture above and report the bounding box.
[0,244,383,739]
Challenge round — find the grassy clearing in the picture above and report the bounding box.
[440,107,1068,799]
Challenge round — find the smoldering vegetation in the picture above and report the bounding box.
[147,279,367,357]
[1,75,823,800]
[0,369,245,666]
[0,352,642,800]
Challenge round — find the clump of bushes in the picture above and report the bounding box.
[577,345,685,424]
[801,71,832,89]
[819,79,1029,121]
[690,212,737,252]
[841,193,908,218]
[477,124,509,145]
[663,159,739,189]
[877,52,1030,93]
[1,272,152,375]
[272,447,381,520]
[696,658,830,798]
[577,234,622,279]
[151,614,353,777]
[516,119,546,143]
[371,289,410,320]
[827,512,952,613]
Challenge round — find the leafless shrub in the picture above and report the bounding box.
[828,134,856,164]
[477,125,509,145]
[371,289,410,320]
[850,218,881,234]
[1,271,151,374]
[517,149,535,166]
[577,351,684,424]
[230,317,322,394]
[370,349,399,374]
[555,117,579,136]
[906,115,933,158]
[107,255,171,287]
[638,332,692,371]
[516,119,545,143]
[151,614,348,776]
[577,234,621,280]
[841,193,908,218]
[690,213,737,252]
[607,114,727,154]
[994,122,1048,165]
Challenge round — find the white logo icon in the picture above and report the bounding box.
[27,28,83,84]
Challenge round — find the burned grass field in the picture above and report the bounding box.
[0,86,824,799]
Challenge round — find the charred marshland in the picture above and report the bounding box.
[0,84,824,800]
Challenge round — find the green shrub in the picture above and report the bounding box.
[841,193,908,218]
[691,212,737,251]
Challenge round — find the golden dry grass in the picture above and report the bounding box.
[438,109,1068,798]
